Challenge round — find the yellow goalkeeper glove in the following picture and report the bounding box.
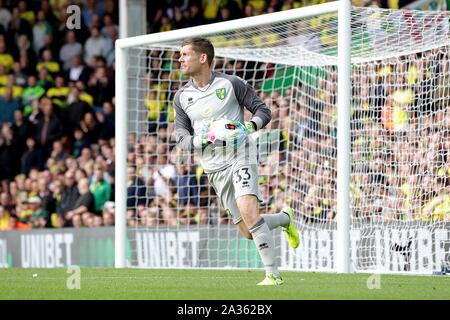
[244,121,257,134]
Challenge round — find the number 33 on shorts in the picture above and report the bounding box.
[234,167,251,187]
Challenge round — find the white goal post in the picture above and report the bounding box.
[115,0,351,270]
[115,0,450,274]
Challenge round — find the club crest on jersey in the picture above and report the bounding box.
[216,88,226,100]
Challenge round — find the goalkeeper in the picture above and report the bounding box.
[174,38,300,286]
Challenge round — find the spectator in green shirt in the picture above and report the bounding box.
[21,75,45,116]
[89,163,111,214]
[27,196,49,229]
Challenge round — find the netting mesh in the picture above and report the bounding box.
[123,6,450,272]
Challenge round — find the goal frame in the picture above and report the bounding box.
[114,0,352,272]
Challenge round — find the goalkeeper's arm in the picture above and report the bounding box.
[174,101,197,151]
[243,92,271,131]
[230,76,272,131]
[174,101,210,151]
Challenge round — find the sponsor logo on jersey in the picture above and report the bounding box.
[201,108,212,117]
[216,88,226,100]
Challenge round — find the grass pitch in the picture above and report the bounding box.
[1,268,449,300]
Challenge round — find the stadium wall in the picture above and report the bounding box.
[0,225,449,273]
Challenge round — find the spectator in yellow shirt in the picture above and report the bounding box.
[0,74,24,100]
[0,35,14,72]
[37,49,61,78]
[203,0,221,21]
[18,0,35,25]
[47,75,70,110]
[422,185,450,221]
[0,205,10,230]
[145,90,164,133]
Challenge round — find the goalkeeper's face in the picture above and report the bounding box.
[179,45,206,76]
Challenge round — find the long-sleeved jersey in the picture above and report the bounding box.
[174,71,271,173]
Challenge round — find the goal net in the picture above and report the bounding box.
[116,2,450,273]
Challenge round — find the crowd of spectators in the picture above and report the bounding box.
[284,46,450,224]
[349,48,450,223]
[132,47,450,228]
[148,0,412,36]
[0,0,117,230]
[127,0,450,227]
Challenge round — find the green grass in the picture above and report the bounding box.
[0,268,449,300]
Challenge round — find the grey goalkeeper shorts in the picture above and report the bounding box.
[207,162,263,224]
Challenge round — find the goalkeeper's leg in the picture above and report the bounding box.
[210,163,286,285]
[239,206,300,249]
[236,195,283,285]
[262,208,300,249]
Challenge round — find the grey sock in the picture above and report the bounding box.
[249,218,280,277]
[261,211,290,230]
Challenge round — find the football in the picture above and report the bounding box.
[207,118,248,147]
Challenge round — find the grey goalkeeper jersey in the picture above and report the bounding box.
[174,71,271,173]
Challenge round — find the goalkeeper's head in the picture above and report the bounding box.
[179,38,215,76]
